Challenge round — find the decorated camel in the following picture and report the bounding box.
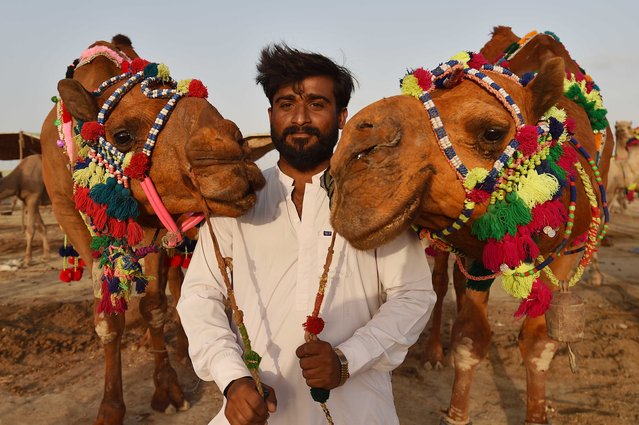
[0,154,50,264]
[606,121,639,211]
[40,35,266,425]
[329,28,611,425]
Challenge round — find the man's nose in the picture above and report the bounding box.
[291,104,311,126]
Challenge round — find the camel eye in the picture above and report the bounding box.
[113,130,134,149]
[483,128,505,143]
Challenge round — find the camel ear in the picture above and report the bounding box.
[526,57,565,120]
[243,134,274,161]
[57,79,99,122]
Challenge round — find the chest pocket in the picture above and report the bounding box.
[317,230,351,278]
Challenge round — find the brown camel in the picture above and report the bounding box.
[0,154,50,264]
[606,121,639,211]
[40,35,265,425]
[330,28,611,425]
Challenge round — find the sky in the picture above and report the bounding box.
[1,0,637,170]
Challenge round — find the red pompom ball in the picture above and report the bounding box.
[169,255,184,268]
[468,53,488,70]
[72,268,84,281]
[81,121,105,142]
[121,61,130,73]
[181,256,191,268]
[412,68,432,91]
[131,58,150,74]
[59,269,73,283]
[124,152,149,181]
[516,125,539,156]
[188,79,208,98]
[467,188,490,204]
[500,60,510,69]
[303,316,325,335]
[564,118,576,134]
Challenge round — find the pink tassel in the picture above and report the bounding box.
[126,219,144,245]
[514,279,553,318]
[482,238,504,272]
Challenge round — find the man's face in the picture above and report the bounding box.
[269,75,347,171]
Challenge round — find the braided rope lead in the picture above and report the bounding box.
[190,172,264,397]
[303,231,337,424]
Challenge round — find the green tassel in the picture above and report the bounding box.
[90,178,118,205]
[106,187,139,220]
[472,202,507,241]
[310,387,330,403]
[504,192,532,230]
[90,235,111,250]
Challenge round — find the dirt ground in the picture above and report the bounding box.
[0,205,637,425]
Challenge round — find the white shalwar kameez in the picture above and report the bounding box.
[177,166,436,425]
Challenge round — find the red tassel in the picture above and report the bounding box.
[181,256,191,268]
[187,79,208,98]
[412,68,432,91]
[529,200,568,234]
[467,188,490,204]
[93,205,108,231]
[74,186,91,212]
[130,58,150,74]
[78,258,87,267]
[516,228,540,262]
[516,125,539,156]
[126,219,144,245]
[123,153,149,181]
[482,238,504,272]
[303,316,325,335]
[501,234,522,268]
[468,53,488,69]
[121,61,130,73]
[92,250,101,259]
[109,218,127,238]
[514,279,553,318]
[80,121,105,142]
[564,118,576,134]
[113,296,127,314]
[557,145,578,176]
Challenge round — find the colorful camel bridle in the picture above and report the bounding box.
[56,46,207,313]
[401,52,609,317]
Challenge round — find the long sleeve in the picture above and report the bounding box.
[176,219,251,393]
[336,230,436,376]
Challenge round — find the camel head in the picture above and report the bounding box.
[58,55,265,238]
[331,54,566,255]
[615,120,635,153]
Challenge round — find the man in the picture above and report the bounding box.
[177,43,436,425]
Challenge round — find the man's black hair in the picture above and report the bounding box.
[256,43,356,110]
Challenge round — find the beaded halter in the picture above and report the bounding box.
[59,46,207,314]
[402,52,609,317]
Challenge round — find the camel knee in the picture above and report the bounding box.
[451,336,483,371]
[95,317,121,344]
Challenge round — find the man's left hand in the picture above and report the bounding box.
[295,339,341,389]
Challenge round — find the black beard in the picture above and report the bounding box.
[271,124,339,171]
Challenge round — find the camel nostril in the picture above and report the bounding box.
[358,122,374,129]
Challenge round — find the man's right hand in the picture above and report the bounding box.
[224,377,277,425]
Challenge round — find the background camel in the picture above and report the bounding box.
[0,154,50,264]
[330,28,611,425]
[40,35,265,425]
[607,121,639,212]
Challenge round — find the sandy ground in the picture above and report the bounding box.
[0,205,637,425]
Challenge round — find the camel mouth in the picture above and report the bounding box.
[335,194,421,251]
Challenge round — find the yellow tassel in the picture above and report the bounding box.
[177,79,192,95]
[73,161,96,186]
[517,169,559,208]
[89,165,105,187]
[464,167,489,190]
[400,75,423,99]
[628,183,637,191]
[450,51,471,67]
[157,64,171,82]
[122,152,134,169]
[545,106,566,123]
[501,263,537,299]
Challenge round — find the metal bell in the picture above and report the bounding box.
[545,291,585,343]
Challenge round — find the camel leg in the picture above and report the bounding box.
[443,288,491,425]
[167,265,189,364]
[22,199,37,265]
[520,256,577,424]
[93,299,126,425]
[139,252,190,413]
[34,207,50,261]
[452,258,467,312]
[421,250,450,369]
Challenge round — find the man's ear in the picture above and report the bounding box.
[243,134,274,161]
[57,79,99,122]
[526,57,565,121]
[338,107,348,129]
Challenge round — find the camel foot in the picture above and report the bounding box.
[178,399,191,412]
[421,344,446,370]
[589,274,603,286]
[525,422,551,425]
[423,360,445,371]
[94,400,125,425]
[150,365,188,414]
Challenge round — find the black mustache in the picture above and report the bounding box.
[283,126,321,137]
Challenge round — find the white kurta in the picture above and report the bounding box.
[177,166,436,425]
